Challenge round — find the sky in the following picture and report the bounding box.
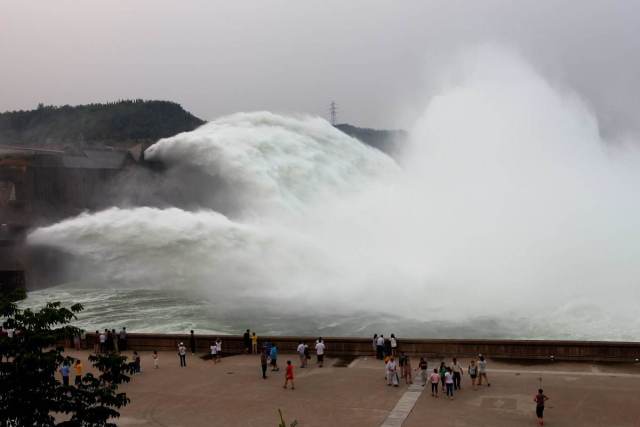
[1,0,639,134]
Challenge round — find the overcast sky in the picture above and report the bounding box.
[1,0,638,133]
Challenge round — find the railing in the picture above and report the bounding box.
[82,333,640,362]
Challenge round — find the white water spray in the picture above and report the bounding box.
[27,47,640,339]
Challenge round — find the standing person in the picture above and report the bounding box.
[73,333,81,351]
[94,330,101,354]
[260,350,268,379]
[452,357,463,390]
[243,329,251,354]
[390,334,398,356]
[210,341,218,363]
[416,357,428,386]
[112,329,119,353]
[304,343,310,366]
[119,327,127,351]
[398,352,407,380]
[215,337,222,362]
[534,388,549,426]
[152,350,159,369]
[478,355,491,387]
[74,360,83,385]
[178,342,187,367]
[315,338,326,368]
[430,369,440,397]
[445,367,454,399]
[270,344,279,371]
[376,335,384,360]
[133,351,141,373]
[283,360,295,390]
[296,341,306,368]
[372,334,378,355]
[60,362,70,386]
[404,353,413,384]
[106,329,114,353]
[386,356,399,387]
[99,330,106,354]
[251,332,258,354]
[383,336,392,358]
[190,330,196,355]
[439,362,447,392]
[468,359,478,390]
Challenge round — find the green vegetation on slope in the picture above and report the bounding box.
[0,100,205,147]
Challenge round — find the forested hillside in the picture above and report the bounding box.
[0,100,205,147]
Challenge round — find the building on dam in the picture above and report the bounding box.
[0,143,144,293]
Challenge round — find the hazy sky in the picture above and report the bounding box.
[1,0,639,133]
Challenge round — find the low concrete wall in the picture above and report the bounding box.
[85,333,640,362]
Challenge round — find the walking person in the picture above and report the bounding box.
[398,352,407,381]
[74,360,83,385]
[430,369,440,397]
[283,360,295,390]
[260,350,268,379]
[112,329,119,353]
[296,341,306,368]
[534,389,549,426]
[439,361,447,392]
[133,351,141,373]
[190,330,196,355]
[477,355,491,387]
[468,359,478,390]
[243,329,251,354]
[304,343,310,366]
[403,353,413,384]
[386,356,399,387]
[152,350,159,369]
[452,357,463,390]
[376,334,384,360]
[210,341,218,363]
[178,342,187,367]
[251,332,258,354]
[445,367,454,399]
[416,357,428,386]
[60,362,70,386]
[390,334,398,356]
[315,337,326,367]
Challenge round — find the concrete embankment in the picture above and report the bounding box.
[85,333,640,362]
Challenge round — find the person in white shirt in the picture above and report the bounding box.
[390,334,398,356]
[210,342,218,363]
[296,341,306,368]
[315,337,326,367]
[99,331,106,353]
[376,335,385,360]
[451,357,464,390]
[215,338,222,362]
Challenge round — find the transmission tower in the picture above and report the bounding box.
[330,101,337,125]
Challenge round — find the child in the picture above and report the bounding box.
[429,369,440,397]
[74,360,83,385]
[283,360,295,390]
[152,350,159,369]
[534,389,549,426]
[444,367,454,399]
[468,359,478,390]
[386,356,399,387]
[439,362,447,392]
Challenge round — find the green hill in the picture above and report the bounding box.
[0,100,205,147]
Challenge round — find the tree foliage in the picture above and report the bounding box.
[0,296,133,426]
[0,99,205,147]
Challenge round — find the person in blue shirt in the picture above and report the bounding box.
[59,362,70,386]
[269,344,279,371]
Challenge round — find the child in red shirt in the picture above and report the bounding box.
[283,360,295,390]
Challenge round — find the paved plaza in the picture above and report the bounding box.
[62,350,640,426]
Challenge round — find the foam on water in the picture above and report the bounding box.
[26,46,640,339]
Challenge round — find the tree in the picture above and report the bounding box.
[0,293,133,426]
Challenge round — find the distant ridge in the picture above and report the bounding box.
[335,123,407,156]
[0,100,205,147]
